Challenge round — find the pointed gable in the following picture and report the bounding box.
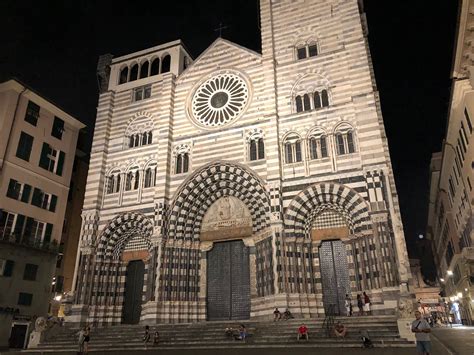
[177,38,262,82]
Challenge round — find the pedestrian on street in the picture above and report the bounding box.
[411,310,431,355]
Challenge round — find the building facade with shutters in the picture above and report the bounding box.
[426,0,474,326]
[0,79,85,348]
[70,0,412,326]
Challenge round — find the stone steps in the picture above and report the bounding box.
[30,316,414,351]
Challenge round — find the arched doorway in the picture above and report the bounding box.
[319,240,350,316]
[122,259,145,324]
[207,240,250,320]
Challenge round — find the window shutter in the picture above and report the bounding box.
[44,223,53,244]
[39,143,50,169]
[7,179,19,199]
[23,217,35,239]
[56,151,65,176]
[31,188,42,207]
[21,184,32,203]
[4,260,14,277]
[13,214,25,239]
[49,195,58,212]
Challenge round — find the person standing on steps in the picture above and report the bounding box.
[345,294,352,316]
[412,311,431,355]
[83,326,90,354]
[363,292,371,315]
[77,327,85,354]
[357,294,364,316]
[143,325,151,345]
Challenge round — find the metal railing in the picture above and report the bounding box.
[0,230,59,253]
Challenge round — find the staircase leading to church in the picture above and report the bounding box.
[28,315,414,352]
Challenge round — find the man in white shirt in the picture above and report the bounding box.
[411,310,431,354]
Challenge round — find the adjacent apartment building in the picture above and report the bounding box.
[426,0,474,325]
[0,79,85,349]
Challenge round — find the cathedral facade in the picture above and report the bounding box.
[70,0,412,325]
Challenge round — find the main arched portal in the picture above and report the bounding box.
[161,162,271,323]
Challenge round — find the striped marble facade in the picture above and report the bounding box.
[69,0,411,326]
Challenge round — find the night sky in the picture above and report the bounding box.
[0,1,459,268]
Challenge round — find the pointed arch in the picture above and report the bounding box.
[284,182,371,238]
[96,212,154,260]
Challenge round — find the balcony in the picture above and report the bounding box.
[0,229,59,253]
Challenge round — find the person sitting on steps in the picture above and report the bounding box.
[153,331,160,345]
[297,324,309,341]
[283,308,293,320]
[273,307,281,321]
[333,322,347,338]
[237,324,247,341]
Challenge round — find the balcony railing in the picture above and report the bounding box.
[0,229,59,253]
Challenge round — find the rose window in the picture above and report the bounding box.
[191,72,249,127]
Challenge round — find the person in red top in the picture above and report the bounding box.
[297,324,309,341]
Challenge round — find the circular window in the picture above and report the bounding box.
[191,72,250,127]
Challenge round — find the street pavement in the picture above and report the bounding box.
[431,326,474,355]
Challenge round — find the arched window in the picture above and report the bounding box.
[107,175,115,194]
[308,43,318,57]
[119,67,128,84]
[249,138,265,161]
[335,127,356,156]
[134,171,140,190]
[139,61,149,79]
[295,96,303,113]
[129,64,138,81]
[147,131,153,145]
[303,94,311,111]
[144,167,156,188]
[161,55,171,73]
[176,153,189,174]
[125,172,133,191]
[284,135,302,163]
[150,58,160,76]
[321,89,329,107]
[314,91,322,109]
[115,174,121,193]
[308,134,328,160]
[296,45,306,60]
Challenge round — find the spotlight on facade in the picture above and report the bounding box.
[447,270,453,276]
[440,278,445,282]
[465,288,468,292]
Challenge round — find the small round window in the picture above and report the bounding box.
[190,71,250,128]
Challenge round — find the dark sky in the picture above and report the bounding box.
[0,1,459,263]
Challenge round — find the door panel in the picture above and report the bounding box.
[122,260,145,324]
[207,240,250,320]
[319,240,350,316]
